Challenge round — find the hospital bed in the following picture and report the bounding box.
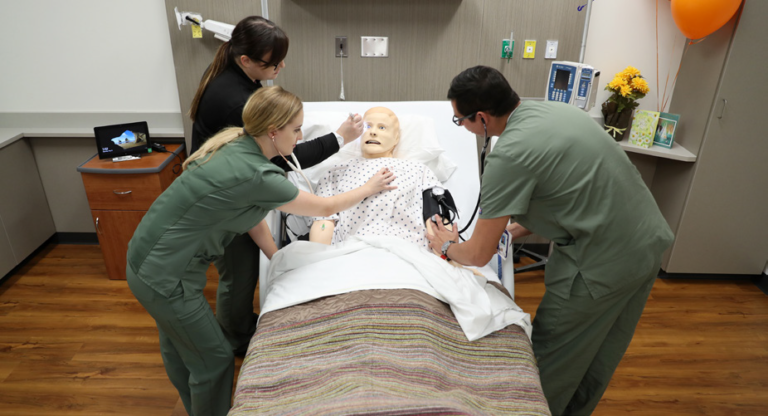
[230,101,549,415]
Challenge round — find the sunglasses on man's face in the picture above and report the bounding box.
[452,111,478,126]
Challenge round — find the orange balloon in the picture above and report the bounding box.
[671,0,742,40]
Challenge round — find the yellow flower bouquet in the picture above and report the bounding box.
[601,66,650,140]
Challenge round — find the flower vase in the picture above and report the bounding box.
[601,101,633,141]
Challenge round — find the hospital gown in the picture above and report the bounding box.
[314,157,442,248]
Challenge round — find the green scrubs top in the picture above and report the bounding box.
[127,135,299,298]
[480,101,674,299]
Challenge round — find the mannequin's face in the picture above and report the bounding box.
[239,51,285,81]
[361,107,400,159]
[271,109,304,156]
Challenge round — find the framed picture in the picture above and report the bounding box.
[653,112,680,149]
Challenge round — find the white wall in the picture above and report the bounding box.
[584,0,687,118]
[1,0,685,116]
[0,0,180,113]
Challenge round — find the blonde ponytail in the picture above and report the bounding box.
[183,127,245,170]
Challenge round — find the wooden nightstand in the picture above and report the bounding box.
[77,144,186,280]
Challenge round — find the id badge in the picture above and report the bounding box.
[497,230,511,260]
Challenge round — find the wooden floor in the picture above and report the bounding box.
[0,244,766,416]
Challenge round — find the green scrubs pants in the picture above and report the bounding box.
[214,232,260,355]
[532,268,658,416]
[127,270,234,416]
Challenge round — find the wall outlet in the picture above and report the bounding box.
[545,40,558,59]
[523,40,536,59]
[335,36,348,57]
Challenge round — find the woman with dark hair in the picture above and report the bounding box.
[188,16,364,358]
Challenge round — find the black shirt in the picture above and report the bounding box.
[191,63,339,171]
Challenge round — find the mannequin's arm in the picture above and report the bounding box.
[309,220,336,245]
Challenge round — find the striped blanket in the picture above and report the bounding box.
[230,289,550,416]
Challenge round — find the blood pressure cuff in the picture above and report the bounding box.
[423,188,458,225]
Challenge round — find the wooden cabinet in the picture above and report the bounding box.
[0,139,56,279]
[90,210,147,282]
[78,144,185,280]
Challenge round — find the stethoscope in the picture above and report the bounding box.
[458,118,491,239]
[269,113,358,196]
[272,136,315,194]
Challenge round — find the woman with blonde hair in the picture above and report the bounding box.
[126,86,395,416]
[190,16,363,356]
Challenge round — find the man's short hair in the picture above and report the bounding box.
[447,66,520,122]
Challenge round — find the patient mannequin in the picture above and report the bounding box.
[309,106,441,248]
[309,107,469,266]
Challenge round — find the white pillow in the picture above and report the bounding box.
[294,111,457,193]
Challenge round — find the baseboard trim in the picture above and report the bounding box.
[754,274,768,296]
[657,271,760,280]
[1,232,100,289]
[52,232,99,245]
[659,271,767,295]
[0,234,58,290]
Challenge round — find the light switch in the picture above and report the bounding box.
[545,40,558,59]
[361,37,388,57]
[523,40,536,59]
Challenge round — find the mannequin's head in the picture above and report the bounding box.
[361,107,400,159]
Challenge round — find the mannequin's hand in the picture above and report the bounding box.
[364,167,397,195]
[336,114,364,144]
[426,215,459,256]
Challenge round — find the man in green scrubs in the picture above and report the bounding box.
[428,66,674,415]
[126,135,299,415]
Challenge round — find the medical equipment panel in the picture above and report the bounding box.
[546,61,599,111]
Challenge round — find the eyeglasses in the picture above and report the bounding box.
[452,111,478,126]
[256,58,279,70]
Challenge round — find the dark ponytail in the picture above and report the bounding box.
[189,16,289,121]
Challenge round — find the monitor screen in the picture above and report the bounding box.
[93,121,151,159]
[554,69,570,91]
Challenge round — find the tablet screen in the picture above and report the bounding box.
[93,121,151,159]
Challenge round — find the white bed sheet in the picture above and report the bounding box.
[261,235,531,341]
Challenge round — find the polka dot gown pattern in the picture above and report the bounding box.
[314,158,442,248]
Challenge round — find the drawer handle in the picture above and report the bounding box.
[96,217,101,234]
[113,190,133,195]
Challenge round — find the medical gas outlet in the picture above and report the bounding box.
[501,39,513,60]
[545,40,558,59]
[523,40,536,59]
[335,36,348,57]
